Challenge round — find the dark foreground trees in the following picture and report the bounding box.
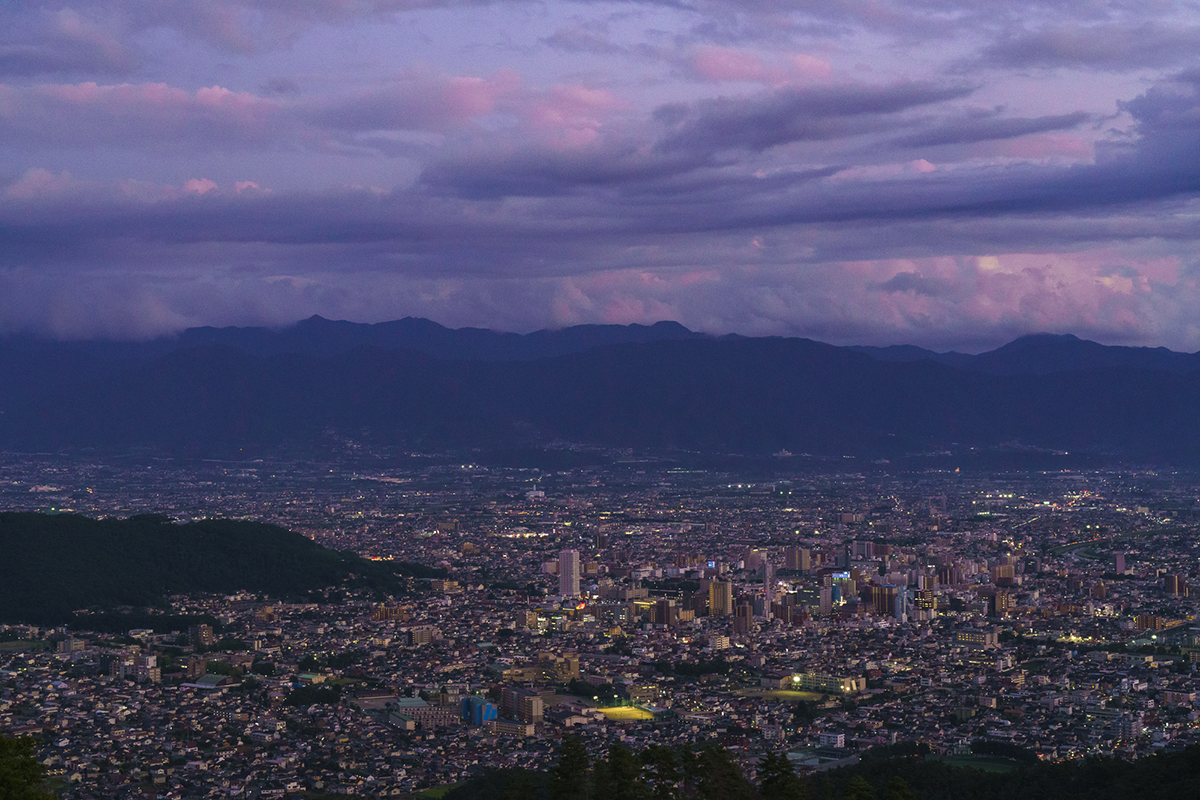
[450,739,1200,800]
[0,737,52,800]
[466,738,808,800]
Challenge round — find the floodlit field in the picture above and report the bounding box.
[597,706,656,720]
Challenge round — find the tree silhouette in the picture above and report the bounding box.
[550,736,590,800]
[690,746,757,800]
[641,744,681,800]
[760,751,810,800]
[0,737,52,800]
[608,743,649,800]
[841,775,874,800]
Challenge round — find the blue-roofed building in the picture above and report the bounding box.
[462,695,498,726]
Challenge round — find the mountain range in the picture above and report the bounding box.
[3,317,1200,464]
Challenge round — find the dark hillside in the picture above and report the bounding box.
[0,512,410,624]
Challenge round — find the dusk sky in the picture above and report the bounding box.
[3,1,1200,351]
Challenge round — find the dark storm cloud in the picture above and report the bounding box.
[981,22,1200,70]
[3,73,1199,272]
[889,110,1090,148]
[419,144,706,198]
[541,24,626,55]
[0,9,135,78]
[875,271,951,297]
[655,81,976,154]
[420,139,843,199]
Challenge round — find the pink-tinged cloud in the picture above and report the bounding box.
[0,70,527,157]
[790,53,833,81]
[692,47,787,85]
[313,69,520,134]
[0,81,279,150]
[996,132,1095,160]
[526,84,626,149]
[183,178,219,195]
[4,167,74,198]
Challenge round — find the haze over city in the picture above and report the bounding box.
[3,1,1200,351]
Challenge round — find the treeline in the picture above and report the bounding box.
[652,658,731,677]
[0,512,415,624]
[445,738,837,800]
[445,738,1200,800]
[68,611,222,635]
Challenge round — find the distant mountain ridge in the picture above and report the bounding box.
[4,316,1199,373]
[0,315,704,363]
[848,333,1200,375]
[3,319,1200,463]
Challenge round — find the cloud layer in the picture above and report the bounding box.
[3,0,1200,350]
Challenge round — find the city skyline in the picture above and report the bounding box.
[3,2,1200,351]
[5,454,1200,796]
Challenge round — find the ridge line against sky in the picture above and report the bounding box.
[2,1,1200,352]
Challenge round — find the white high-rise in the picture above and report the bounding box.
[762,561,774,620]
[558,549,580,597]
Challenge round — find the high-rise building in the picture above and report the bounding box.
[734,603,754,634]
[189,624,215,649]
[653,598,679,626]
[785,547,811,572]
[500,687,544,724]
[709,580,733,616]
[987,590,1010,617]
[558,549,580,597]
[819,585,833,615]
[871,584,898,617]
[762,561,774,619]
[1112,553,1126,574]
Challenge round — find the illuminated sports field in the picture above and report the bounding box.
[597,706,656,721]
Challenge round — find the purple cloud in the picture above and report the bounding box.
[3,0,1200,352]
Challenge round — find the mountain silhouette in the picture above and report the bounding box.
[2,320,1199,462]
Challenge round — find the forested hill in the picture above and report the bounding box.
[0,513,412,625]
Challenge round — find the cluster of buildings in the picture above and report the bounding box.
[6,455,1200,796]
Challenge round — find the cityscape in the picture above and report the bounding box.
[5,452,1200,796]
[7,0,1200,797]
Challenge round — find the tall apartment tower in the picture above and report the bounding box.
[709,580,734,616]
[894,587,909,622]
[785,547,811,572]
[762,561,774,619]
[558,549,580,597]
[189,624,215,649]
